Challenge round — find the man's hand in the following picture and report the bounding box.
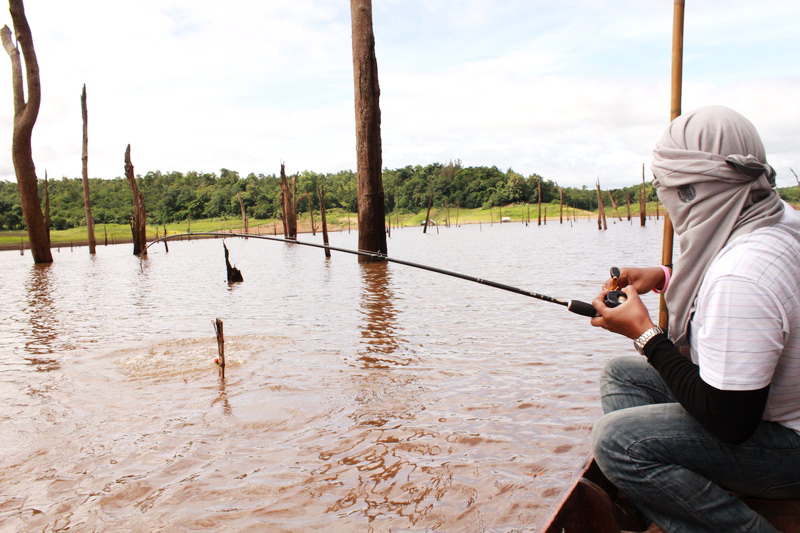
[591,286,655,340]
[602,266,667,294]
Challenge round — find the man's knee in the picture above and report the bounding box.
[592,407,651,476]
[600,355,649,386]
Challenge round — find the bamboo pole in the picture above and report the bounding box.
[659,0,684,329]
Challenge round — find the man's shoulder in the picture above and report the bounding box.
[712,223,800,285]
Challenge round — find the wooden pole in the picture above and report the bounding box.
[659,0,684,329]
[559,187,564,224]
[213,318,225,378]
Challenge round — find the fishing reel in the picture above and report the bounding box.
[603,266,628,308]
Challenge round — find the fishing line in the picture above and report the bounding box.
[146,232,599,317]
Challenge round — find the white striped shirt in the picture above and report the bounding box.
[690,204,800,432]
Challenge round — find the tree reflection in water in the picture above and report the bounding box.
[314,261,456,528]
[356,261,411,367]
[23,263,60,371]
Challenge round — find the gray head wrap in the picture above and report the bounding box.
[651,106,784,346]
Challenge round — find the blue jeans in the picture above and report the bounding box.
[592,356,800,533]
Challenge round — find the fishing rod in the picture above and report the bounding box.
[146,232,600,318]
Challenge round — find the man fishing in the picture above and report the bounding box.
[590,106,800,532]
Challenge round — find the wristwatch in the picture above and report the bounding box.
[633,326,664,355]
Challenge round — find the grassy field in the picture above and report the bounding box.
[1,202,670,251]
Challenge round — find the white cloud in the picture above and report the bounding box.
[0,0,797,190]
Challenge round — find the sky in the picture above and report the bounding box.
[0,0,798,189]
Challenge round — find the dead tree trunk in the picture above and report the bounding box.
[291,174,298,237]
[318,185,331,258]
[607,190,623,221]
[237,191,248,234]
[626,193,632,221]
[537,179,542,226]
[596,179,608,230]
[308,193,316,235]
[43,170,49,233]
[124,144,147,255]
[640,164,647,227]
[81,84,96,253]
[423,188,433,234]
[278,163,296,239]
[351,0,387,258]
[2,1,51,263]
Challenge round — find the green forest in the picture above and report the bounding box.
[1,161,799,231]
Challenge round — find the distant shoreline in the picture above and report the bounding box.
[6,203,797,253]
[0,214,658,253]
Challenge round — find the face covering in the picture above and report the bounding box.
[651,105,784,346]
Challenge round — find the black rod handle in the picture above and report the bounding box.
[567,299,597,317]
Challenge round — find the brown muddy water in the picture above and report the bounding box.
[0,219,664,532]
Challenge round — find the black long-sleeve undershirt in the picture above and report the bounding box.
[643,334,770,445]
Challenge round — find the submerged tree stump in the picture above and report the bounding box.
[223,242,243,283]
